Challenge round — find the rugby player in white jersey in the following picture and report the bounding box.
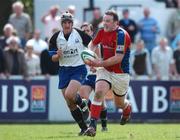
[49,11,91,136]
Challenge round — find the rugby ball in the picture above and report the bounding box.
[81,49,97,63]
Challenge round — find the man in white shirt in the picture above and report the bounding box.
[26,29,48,56]
[41,5,61,40]
[152,37,175,80]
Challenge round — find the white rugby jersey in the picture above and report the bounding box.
[49,28,91,67]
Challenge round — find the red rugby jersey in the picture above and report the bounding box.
[92,27,131,73]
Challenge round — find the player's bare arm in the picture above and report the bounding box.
[88,41,97,52]
[90,53,124,67]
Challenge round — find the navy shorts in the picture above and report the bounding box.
[58,65,87,89]
[82,74,96,89]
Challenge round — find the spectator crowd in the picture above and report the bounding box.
[0,1,180,80]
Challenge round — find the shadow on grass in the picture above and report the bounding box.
[31,131,78,139]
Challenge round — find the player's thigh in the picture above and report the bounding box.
[112,74,130,96]
[65,80,81,99]
[79,85,92,99]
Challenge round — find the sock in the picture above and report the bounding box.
[71,107,87,130]
[88,100,91,109]
[100,108,107,128]
[75,94,82,106]
[123,99,130,110]
[90,104,102,120]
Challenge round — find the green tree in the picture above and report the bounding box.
[0,0,12,35]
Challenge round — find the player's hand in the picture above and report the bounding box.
[90,66,96,73]
[56,48,63,58]
[90,59,103,67]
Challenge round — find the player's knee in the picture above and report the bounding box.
[64,92,74,102]
[79,87,90,99]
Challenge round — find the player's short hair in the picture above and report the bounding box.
[61,11,73,23]
[105,10,119,22]
[80,22,93,31]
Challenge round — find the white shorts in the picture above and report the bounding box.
[96,68,130,96]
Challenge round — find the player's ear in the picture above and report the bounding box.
[114,20,118,25]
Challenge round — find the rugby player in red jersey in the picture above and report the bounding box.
[84,10,132,137]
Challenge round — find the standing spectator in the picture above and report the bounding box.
[26,29,48,56]
[49,12,92,135]
[152,37,175,80]
[90,8,103,32]
[84,10,132,137]
[0,24,14,49]
[119,9,138,43]
[167,0,180,42]
[67,5,81,28]
[9,1,32,47]
[4,36,28,79]
[25,42,41,77]
[138,8,160,54]
[173,40,180,78]
[130,40,152,80]
[41,5,61,40]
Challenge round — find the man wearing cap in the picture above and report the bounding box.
[49,11,92,135]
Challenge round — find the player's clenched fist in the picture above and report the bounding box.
[56,49,63,57]
[52,48,63,62]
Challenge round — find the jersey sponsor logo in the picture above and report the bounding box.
[63,48,79,58]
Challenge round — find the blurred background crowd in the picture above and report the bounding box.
[0,0,180,81]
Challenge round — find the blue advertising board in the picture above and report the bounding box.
[0,79,49,121]
[106,80,180,121]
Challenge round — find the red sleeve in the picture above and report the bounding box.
[92,29,103,45]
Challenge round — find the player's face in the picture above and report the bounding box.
[62,20,73,34]
[81,26,93,36]
[103,15,117,32]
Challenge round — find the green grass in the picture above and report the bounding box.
[0,123,180,140]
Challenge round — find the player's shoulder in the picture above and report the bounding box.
[74,28,89,37]
[116,27,128,34]
[117,27,131,40]
[74,28,83,34]
[49,31,60,42]
[74,28,92,41]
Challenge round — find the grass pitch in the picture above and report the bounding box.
[0,123,179,140]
